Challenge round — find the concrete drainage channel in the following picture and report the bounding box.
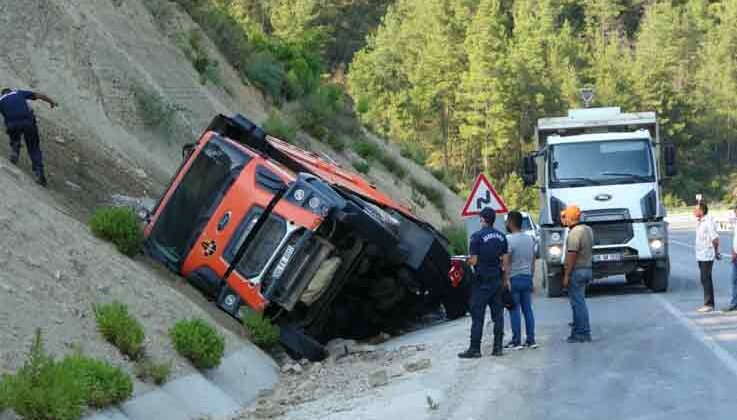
[85,345,279,420]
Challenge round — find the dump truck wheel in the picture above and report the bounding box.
[546,271,564,298]
[645,262,669,293]
[625,271,643,285]
[280,325,328,362]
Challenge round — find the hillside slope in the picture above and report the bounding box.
[0,0,464,379]
[0,0,461,227]
[0,159,247,381]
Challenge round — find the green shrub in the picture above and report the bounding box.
[94,302,145,360]
[0,375,9,411]
[177,30,221,86]
[263,112,297,141]
[3,330,86,420]
[378,153,407,179]
[355,96,370,115]
[354,138,381,161]
[245,51,286,99]
[353,160,370,174]
[442,225,469,255]
[410,178,446,213]
[131,85,177,131]
[170,319,225,369]
[399,144,427,165]
[297,84,345,136]
[58,354,132,408]
[663,192,686,210]
[243,313,279,349]
[135,358,172,386]
[89,207,144,257]
[325,134,346,152]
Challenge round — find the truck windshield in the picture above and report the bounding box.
[148,136,250,265]
[550,140,654,187]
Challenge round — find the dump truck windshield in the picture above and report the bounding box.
[149,136,250,265]
[550,139,654,187]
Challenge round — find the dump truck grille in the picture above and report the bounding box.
[590,223,634,246]
[233,216,286,278]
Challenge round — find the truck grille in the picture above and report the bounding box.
[590,223,634,246]
[233,216,286,277]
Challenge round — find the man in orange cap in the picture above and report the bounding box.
[561,205,594,343]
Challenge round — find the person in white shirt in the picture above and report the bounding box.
[694,201,720,312]
[725,205,737,312]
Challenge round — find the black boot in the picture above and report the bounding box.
[492,335,503,357]
[458,348,481,359]
[9,149,19,165]
[33,168,47,187]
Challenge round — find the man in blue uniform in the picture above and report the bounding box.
[0,88,58,186]
[459,207,510,358]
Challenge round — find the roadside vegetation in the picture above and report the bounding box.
[0,330,133,420]
[170,318,225,369]
[89,207,144,257]
[243,313,280,350]
[94,302,146,360]
[135,358,172,385]
[442,225,469,255]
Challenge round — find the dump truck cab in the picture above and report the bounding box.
[522,107,677,297]
[144,115,469,360]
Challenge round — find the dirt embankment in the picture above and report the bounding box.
[0,0,464,390]
[0,161,245,383]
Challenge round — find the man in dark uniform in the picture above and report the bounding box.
[459,207,510,358]
[0,88,58,186]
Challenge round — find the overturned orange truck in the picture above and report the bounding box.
[143,114,470,360]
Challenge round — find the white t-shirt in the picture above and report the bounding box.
[729,212,737,254]
[695,214,719,261]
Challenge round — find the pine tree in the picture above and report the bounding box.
[457,0,514,178]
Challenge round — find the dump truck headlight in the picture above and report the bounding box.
[551,232,561,242]
[649,239,664,251]
[548,245,563,259]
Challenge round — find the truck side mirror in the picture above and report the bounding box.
[663,143,677,177]
[522,156,537,186]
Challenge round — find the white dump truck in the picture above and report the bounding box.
[521,107,677,297]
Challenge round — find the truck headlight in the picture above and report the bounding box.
[649,239,664,251]
[548,245,563,259]
[648,226,660,237]
[551,232,562,242]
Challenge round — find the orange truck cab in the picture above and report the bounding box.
[144,115,469,360]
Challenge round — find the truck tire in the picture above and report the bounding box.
[546,270,564,298]
[280,325,328,362]
[625,271,643,285]
[646,262,669,293]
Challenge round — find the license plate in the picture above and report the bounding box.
[272,245,296,279]
[593,253,622,262]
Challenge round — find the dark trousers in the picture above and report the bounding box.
[7,123,44,173]
[698,260,715,307]
[469,275,504,350]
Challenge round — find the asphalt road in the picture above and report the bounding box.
[327,229,737,420]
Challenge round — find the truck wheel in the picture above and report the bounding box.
[625,271,643,285]
[646,263,669,293]
[279,325,328,362]
[546,272,564,298]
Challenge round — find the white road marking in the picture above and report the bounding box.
[670,239,693,249]
[654,295,737,377]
